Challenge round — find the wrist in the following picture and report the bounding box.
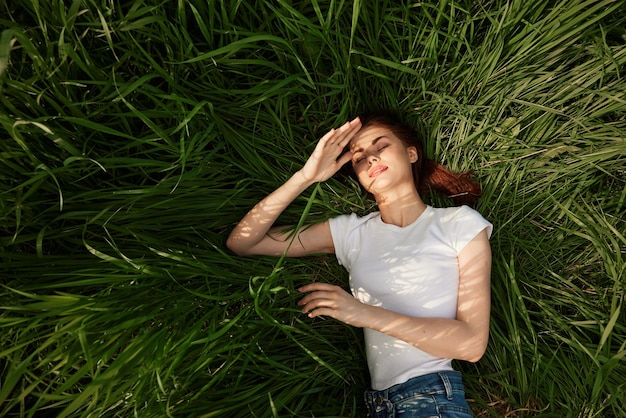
[293,169,317,188]
[358,304,386,330]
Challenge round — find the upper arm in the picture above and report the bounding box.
[456,228,492,360]
[241,220,335,257]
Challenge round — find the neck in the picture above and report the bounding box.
[374,186,427,227]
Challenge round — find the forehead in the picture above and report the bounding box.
[350,125,396,151]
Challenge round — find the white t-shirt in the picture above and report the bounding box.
[329,205,493,390]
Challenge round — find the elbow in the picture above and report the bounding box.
[466,353,484,363]
[464,336,489,363]
[226,234,250,257]
[227,245,250,257]
[462,349,486,363]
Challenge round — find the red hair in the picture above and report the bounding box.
[356,113,482,206]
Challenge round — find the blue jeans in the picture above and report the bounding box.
[364,371,474,417]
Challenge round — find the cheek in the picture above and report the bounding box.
[352,163,367,178]
[349,164,367,186]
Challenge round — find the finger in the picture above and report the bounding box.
[333,120,362,147]
[337,118,358,133]
[301,297,337,315]
[335,150,353,168]
[297,290,333,307]
[335,118,361,136]
[328,118,360,144]
[306,307,333,319]
[317,128,337,147]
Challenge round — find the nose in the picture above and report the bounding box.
[367,153,379,165]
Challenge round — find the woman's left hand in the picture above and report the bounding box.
[297,283,369,328]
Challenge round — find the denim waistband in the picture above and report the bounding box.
[364,370,465,405]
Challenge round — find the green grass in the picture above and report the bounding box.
[1,0,625,416]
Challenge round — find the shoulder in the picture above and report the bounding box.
[431,205,493,243]
[432,204,477,219]
[329,211,379,230]
[328,211,379,244]
[328,212,380,268]
[432,205,489,225]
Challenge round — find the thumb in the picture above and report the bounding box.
[335,151,353,170]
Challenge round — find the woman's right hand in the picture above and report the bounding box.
[299,117,362,183]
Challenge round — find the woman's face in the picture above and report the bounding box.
[349,125,417,194]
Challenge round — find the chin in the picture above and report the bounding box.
[362,180,391,195]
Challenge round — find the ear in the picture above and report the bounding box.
[407,146,418,163]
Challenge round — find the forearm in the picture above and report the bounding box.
[227,117,361,256]
[226,170,313,255]
[359,305,489,362]
[298,280,490,362]
[349,232,491,361]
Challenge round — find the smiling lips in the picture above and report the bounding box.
[368,165,388,178]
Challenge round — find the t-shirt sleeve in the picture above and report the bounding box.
[447,205,493,253]
[328,213,360,269]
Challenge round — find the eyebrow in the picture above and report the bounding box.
[353,136,385,154]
